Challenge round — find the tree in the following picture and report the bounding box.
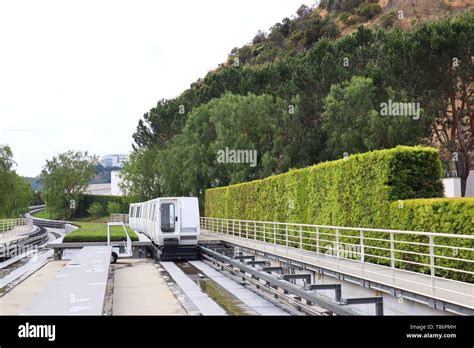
[40,151,97,219]
[120,149,163,202]
[0,145,32,217]
[322,76,432,158]
[381,11,474,195]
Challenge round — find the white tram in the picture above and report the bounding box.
[129,197,200,260]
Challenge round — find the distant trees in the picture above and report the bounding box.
[0,145,32,218]
[40,151,97,219]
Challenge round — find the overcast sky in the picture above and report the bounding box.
[0,0,311,177]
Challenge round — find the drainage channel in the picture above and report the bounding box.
[174,261,256,315]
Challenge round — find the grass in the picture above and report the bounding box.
[69,216,110,223]
[32,209,62,220]
[63,222,138,243]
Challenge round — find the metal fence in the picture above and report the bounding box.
[0,218,34,238]
[109,214,129,224]
[200,217,474,283]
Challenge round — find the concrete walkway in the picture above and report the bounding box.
[21,246,112,315]
[0,260,68,315]
[112,259,185,315]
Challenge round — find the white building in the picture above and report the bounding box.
[100,154,128,168]
[85,171,125,197]
[85,183,112,196]
[442,170,474,198]
[111,170,125,196]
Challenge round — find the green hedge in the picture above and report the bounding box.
[73,194,129,218]
[204,146,474,282]
[63,222,138,243]
[205,146,444,228]
[389,198,474,282]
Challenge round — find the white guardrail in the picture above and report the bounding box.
[200,217,474,283]
[0,218,34,238]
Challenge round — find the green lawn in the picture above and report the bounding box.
[69,216,110,223]
[32,209,62,220]
[63,222,138,243]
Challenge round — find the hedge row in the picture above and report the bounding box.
[73,194,129,218]
[389,198,474,282]
[204,146,474,282]
[205,146,444,227]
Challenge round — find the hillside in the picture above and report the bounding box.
[128,3,473,203]
[224,0,473,67]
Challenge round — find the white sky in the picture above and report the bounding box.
[0,0,311,177]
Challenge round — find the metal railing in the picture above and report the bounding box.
[200,217,474,283]
[109,214,129,224]
[0,218,34,238]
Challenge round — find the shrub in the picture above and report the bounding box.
[74,194,129,218]
[356,2,382,19]
[381,9,397,29]
[107,201,122,215]
[339,12,351,24]
[87,202,104,218]
[205,146,443,228]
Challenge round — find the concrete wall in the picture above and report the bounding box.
[111,170,124,196]
[442,178,462,197]
[442,170,474,197]
[85,183,111,196]
[466,170,474,197]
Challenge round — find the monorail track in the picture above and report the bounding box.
[197,241,384,316]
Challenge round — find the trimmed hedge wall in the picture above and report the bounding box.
[205,146,444,228]
[73,194,129,218]
[389,198,474,282]
[205,146,474,282]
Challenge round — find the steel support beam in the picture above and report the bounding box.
[308,284,342,302]
[341,297,384,316]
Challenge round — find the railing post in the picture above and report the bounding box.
[360,229,365,263]
[232,220,235,237]
[254,221,257,241]
[299,225,303,250]
[239,220,241,237]
[274,223,276,245]
[429,235,435,278]
[390,232,395,269]
[246,221,249,239]
[285,225,289,247]
[335,228,340,258]
[263,223,266,243]
[316,227,320,254]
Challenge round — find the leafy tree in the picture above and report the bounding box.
[40,151,97,219]
[322,76,433,158]
[120,149,163,202]
[88,202,103,218]
[0,145,32,217]
[381,10,474,195]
